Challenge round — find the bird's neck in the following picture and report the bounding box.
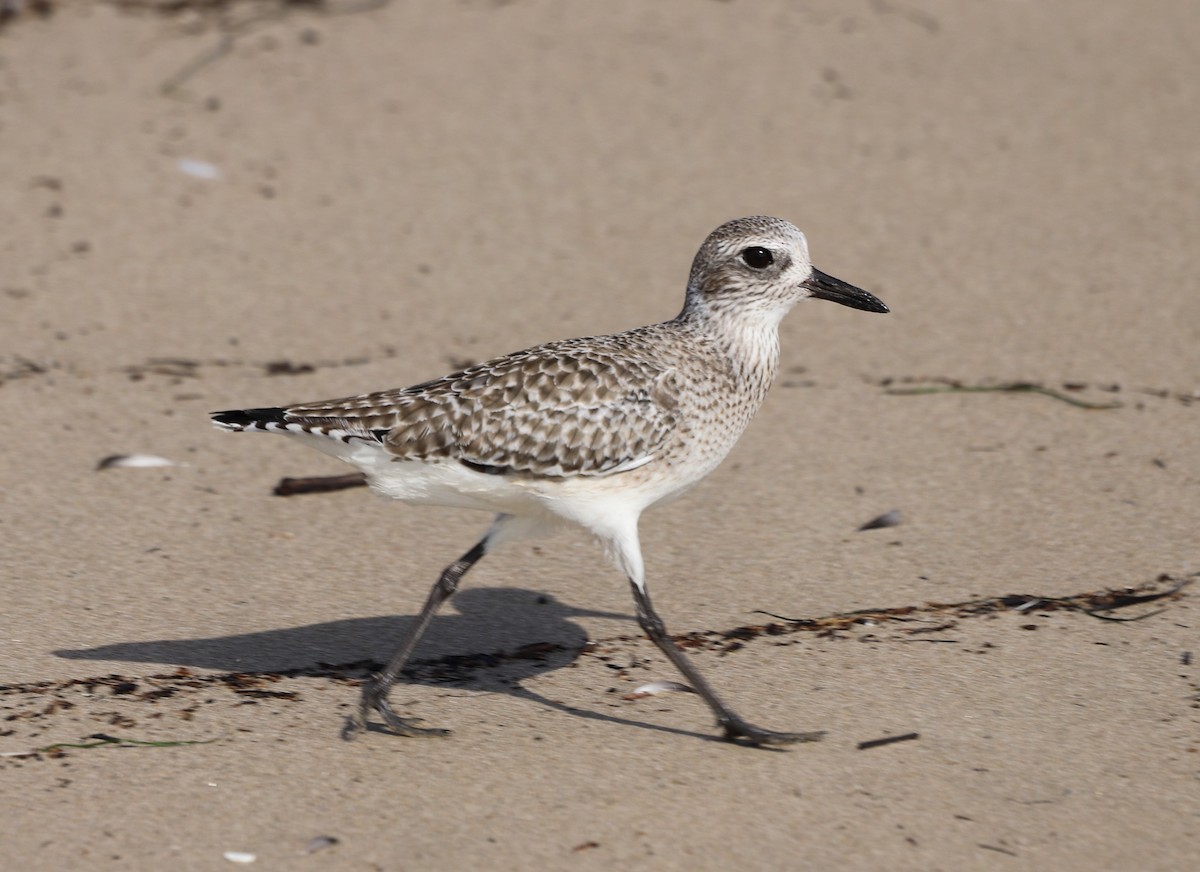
[676,302,784,389]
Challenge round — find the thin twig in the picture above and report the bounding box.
[161,11,272,94]
[751,577,1192,629]
[1084,607,1167,622]
[274,472,368,495]
[857,731,919,750]
[160,0,392,95]
[885,382,1121,410]
[36,733,218,753]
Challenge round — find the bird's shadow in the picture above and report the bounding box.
[57,588,605,675]
[53,587,719,743]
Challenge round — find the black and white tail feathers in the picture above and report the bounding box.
[210,407,290,432]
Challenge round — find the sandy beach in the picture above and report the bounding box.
[1,1,1197,868]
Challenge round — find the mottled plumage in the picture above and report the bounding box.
[269,334,684,477]
[211,216,888,746]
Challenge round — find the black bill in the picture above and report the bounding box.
[803,267,889,313]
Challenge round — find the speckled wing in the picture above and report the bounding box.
[283,337,681,478]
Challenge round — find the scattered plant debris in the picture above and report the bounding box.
[751,575,1191,634]
[2,577,1189,758]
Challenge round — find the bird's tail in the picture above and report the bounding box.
[210,407,290,432]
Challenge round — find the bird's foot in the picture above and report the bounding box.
[340,675,452,740]
[720,716,825,747]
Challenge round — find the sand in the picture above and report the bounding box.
[1,1,1197,868]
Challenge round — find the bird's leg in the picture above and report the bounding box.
[628,579,825,747]
[342,538,488,740]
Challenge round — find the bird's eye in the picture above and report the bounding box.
[740,246,774,269]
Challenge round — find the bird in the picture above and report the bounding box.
[211,216,889,746]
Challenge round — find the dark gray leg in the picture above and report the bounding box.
[341,539,488,740]
[629,579,825,746]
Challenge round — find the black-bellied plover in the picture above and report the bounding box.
[212,216,888,746]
